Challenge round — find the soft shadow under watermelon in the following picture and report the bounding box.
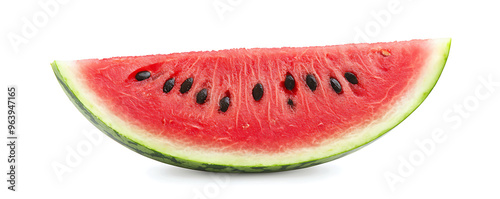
[147,163,339,182]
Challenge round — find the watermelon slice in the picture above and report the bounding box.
[52,38,451,172]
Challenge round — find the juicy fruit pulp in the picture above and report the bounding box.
[52,39,451,172]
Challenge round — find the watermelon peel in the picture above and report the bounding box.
[52,38,451,172]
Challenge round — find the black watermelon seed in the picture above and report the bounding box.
[284,74,295,91]
[344,72,358,84]
[330,78,342,94]
[135,71,151,81]
[252,83,264,101]
[219,96,230,112]
[305,74,317,91]
[196,88,208,104]
[163,78,175,93]
[287,99,294,107]
[180,78,193,94]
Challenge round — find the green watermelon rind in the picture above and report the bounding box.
[52,62,347,172]
[51,39,451,172]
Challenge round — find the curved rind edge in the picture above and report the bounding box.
[51,39,451,172]
[52,61,346,172]
[325,38,452,163]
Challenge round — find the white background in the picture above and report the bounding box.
[1,0,500,198]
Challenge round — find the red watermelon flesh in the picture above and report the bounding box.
[52,38,451,172]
